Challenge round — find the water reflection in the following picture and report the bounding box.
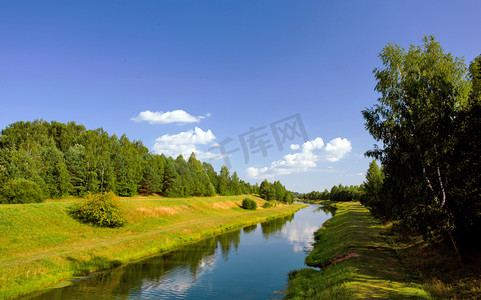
[28,204,332,300]
[260,214,294,240]
[242,224,258,234]
[315,205,337,215]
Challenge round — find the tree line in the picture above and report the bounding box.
[294,184,362,202]
[361,36,481,254]
[259,179,293,204]
[0,120,291,203]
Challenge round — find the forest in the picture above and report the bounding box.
[0,121,292,204]
[361,36,481,254]
[294,184,363,202]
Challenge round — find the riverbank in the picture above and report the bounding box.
[286,201,430,299]
[0,195,305,299]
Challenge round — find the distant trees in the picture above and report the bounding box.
[298,184,362,202]
[359,160,385,217]
[0,120,291,204]
[362,36,481,252]
[259,179,293,204]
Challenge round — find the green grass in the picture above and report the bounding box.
[286,201,431,299]
[0,195,304,299]
[386,222,481,298]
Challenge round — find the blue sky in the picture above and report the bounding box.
[1,1,480,193]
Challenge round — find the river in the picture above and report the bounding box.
[27,204,333,300]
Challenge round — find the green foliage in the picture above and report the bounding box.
[360,160,385,217]
[0,120,280,203]
[259,179,293,203]
[262,201,273,208]
[241,197,257,210]
[68,192,126,227]
[259,179,274,200]
[362,36,481,246]
[41,143,71,198]
[0,195,303,299]
[0,178,45,204]
[65,144,87,196]
[217,165,229,195]
[286,202,431,299]
[300,184,363,202]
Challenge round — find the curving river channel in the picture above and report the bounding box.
[27,204,333,300]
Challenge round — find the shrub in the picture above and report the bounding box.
[68,192,126,227]
[0,179,44,204]
[241,198,257,210]
[262,201,273,208]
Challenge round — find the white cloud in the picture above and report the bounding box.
[323,137,352,162]
[152,127,218,159]
[247,137,351,179]
[131,110,211,124]
[247,167,269,178]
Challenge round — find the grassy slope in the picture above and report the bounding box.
[0,195,304,299]
[387,219,481,298]
[286,201,431,299]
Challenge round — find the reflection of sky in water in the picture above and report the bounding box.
[283,221,321,253]
[140,255,217,299]
[31,204,333,300]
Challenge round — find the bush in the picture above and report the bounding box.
[0,179,44,204]
[68,192,126,227]
[262,201,273,208]
[241,198,257,210]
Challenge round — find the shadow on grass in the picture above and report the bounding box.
[286,202,430,299]
[65,255,123,276]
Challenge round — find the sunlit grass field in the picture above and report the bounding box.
[286,201,431,299]
[287,201,481,299]
[0,195,304,299]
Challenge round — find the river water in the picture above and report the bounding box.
[28,204,333,300]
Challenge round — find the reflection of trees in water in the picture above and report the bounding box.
[315,205,336,216]
[260,214,294,240]
[32,229,243,300]
[243,224,258,234]
[216,229,241,261]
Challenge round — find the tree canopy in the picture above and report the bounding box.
[297,184,362,202]
[0,120,287,203]
[362,36,481,252]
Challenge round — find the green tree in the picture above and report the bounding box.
[112,134,144,196]
[162,155,179,197]
[65,144,87,196]
[40,143,71,198]
[360,160,385,216]
[138,154,164,195]
[0,178,45,204]
[362,36,471,259]
[259,179,275,201]
[217,165,230,196]
[229,171,241,195]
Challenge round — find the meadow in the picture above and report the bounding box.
[0,195,304,299]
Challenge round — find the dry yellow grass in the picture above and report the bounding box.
[130,205,189,219]
[211,201,240,210]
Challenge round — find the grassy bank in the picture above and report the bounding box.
[286,201,430,299]
[0,195,304,299]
